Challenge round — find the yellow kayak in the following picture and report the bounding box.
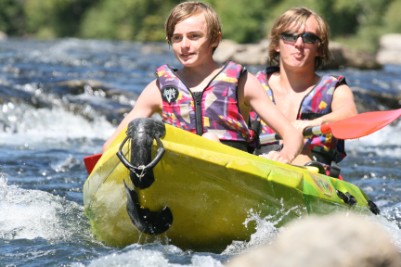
[83,118,378,252]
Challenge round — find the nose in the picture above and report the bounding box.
[181,36,190,48]
[294,35,304,47]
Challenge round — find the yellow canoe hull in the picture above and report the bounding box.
[83,119,375,252]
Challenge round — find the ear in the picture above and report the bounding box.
[316,45,321,56]
[211,31,222,48]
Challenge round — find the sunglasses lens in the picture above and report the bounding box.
[302,33,320,44]
[281,33,298,42]
[281,32,321,44]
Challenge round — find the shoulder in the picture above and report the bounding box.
[240,69,258,84]
[323,74,347,86]
[156,64,169,73]
[331,81,354,102]
[226,60,244,68]
[224,61,246,76]
[138,79,163,109]
[155,64,179,79]
[143,79,160,94]
[324,74,351,91]
[240,71,266,98]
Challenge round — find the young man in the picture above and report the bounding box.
[103,1,303,164]
[252,7,357,170]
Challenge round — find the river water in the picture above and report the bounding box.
[1,38,401,266]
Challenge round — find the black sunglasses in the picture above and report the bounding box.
[280,32,321,44]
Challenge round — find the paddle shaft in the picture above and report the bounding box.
[259,125,329,144]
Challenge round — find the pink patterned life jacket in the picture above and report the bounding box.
[156,61,255,145]
[251,67,347,163]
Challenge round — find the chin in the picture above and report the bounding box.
[180,61,197,68]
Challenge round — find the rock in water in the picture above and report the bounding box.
[226,212,401,267]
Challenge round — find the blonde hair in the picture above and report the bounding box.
[165,1,222,51]
[268,7,330,69]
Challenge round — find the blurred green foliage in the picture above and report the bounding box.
[0,0,400,52]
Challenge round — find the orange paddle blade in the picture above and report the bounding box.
[327,108,401,139]
[260,108,401,144]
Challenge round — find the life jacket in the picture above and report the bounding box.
[251,67,347,164]
[156,61,255,146]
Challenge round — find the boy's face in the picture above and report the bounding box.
[171,13,217,67]
[276,17,320,70]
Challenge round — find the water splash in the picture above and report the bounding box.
[0,175,88,242]
[347,120,401,149]
[379,204,401,251]
[0,103,114,145]
[72,244,224,267]
[222,204,302,255]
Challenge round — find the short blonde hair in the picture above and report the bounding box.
[165,1,222,51]
[268,7,330,69]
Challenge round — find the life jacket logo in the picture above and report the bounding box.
[162,86,179,103]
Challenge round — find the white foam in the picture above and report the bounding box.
[72,244,224,267]
[222,206,295,255]
[346,121,401,157]
[347,120,401,147]
[0,104,114,145]
[0,175,82,241]
[378,204,401,251]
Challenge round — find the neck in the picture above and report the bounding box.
[278,67,318,93]
[178,61,221,88]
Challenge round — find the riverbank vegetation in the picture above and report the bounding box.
[1,0,400,52]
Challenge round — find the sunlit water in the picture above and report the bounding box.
[0,39,401,266]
